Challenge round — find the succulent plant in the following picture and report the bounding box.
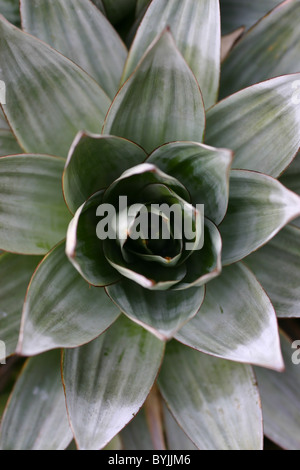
[0,0,300,451]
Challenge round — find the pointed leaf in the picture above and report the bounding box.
[0,129,23,156]
[0,351,73,450]
[176,263,283,370]
[66,191,121,286]
[0,154,71,255]
[91,0,105,15]
[18,242,120,356]
[63,133,147,214]
[206,74,300,178]
[122,0,221,108]
[136,0,150,17]
[147,142,233,226]
[220,0,282,35]
[158,341,263,450]
[220,0,300,98]
[21,0,127,99]
[0,109,9,129]
[0,16,111,158]
[103,30,205,153]
[280,152,300,196]
[245,225,300,318]
[220,170,300,265]
[221,27,245,62]
[106,279,205,340]
[62,315,165,450]
[255,332,300,450]
[0,253,41,358]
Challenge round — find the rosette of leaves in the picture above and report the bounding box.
[0,0,300,451]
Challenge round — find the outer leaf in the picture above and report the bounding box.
[18,242,120,356]
[206,74,300,178]
[0,109,9,129]
[0,253,41,358]
[66,191,121,286]
[0,154,71,255]
[103,30,205,153]
[21,0,127,99]
[220,170,300,265]
[0,351,73,450]
[255,332,300,450]
[0,16,111,158]
[0,129,23,156]
[220,0,300,98]
[62,315,165,450]
[220,0,282,35]
[63,132,147,214]
[0,0,20,26]
[163,406,198,451]
[245,225,300,318]
[148,142,232,226]
[106,279,205,340]
[176,263,283,370]
[158,341,263,450]
[122,0,220,109]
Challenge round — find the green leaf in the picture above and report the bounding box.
[220,170,300,266]
[158,341,263,450]
[0,16,111,158]
[62,315,165,450]
[103,30,205,153]
[220,0,282,35]
[63,132,147,214]
[136,0,150,17]
[18,242,120,356]
[66,191,121,286]
[0,351,73,450]
[21,0,127,100]
[176,263,283,370]
[0,129,23,156]
[0,253,41,359]
[175,219,222,290]
[91,0,106,15]
[121,408,154,450]
[163,405,198,451]
[255,332,300,450]
[0,0,20,26]
[0,154,71,255]
[206,74,300,178]
[148,142,233,226]
[245,225,300,318]
[0,109,9,129]
[101,0,136,24]
[106,279,204,340]
[220,0,300,98]
[122,0,220,109]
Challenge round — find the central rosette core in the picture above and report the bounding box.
[95,164,203,289]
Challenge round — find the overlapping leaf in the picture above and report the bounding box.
[122,0,221,109]
[176,263,283,370]
[206,74,300,178]
[0,351,73,450]
[62,316,164,450]
[158,342,263,450]
[0,16,111,157]
[21,0,127,99]
[18,242,120,356]
[0,154,71,254]
[103,30,205,152]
